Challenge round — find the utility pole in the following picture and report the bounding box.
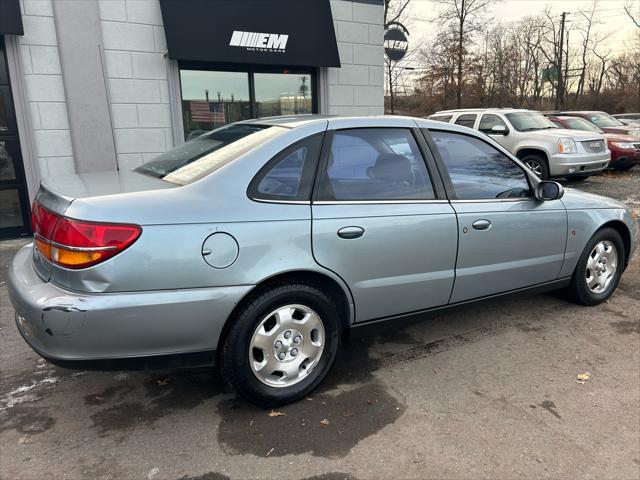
[555,11,567,110]
[388,62,395,114]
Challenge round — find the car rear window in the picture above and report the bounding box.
[134,124,287,185]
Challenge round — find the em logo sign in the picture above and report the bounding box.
[229,31,289,52]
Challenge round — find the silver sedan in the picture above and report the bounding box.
[8,115,638,406]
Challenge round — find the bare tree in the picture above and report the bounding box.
[435,0,496,108]
[624,1,640,28]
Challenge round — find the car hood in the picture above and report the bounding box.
[604,133,639,143]
[536,128,603,141]
[601,126,640,137]
[561,187,629,210]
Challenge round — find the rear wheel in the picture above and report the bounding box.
[219,282,340,407]
[520,154,549,180]
[569,228,625,305]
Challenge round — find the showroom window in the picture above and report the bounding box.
[180,67,315,140]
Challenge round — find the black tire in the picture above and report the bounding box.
[613,164,634,171]
[568,227,625,306]
[520,154,550,180]
[219,282,341,407]
[565,175,589,182]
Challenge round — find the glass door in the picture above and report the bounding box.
[0,37,31,238]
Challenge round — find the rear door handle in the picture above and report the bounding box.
[337,226,365,239]
[472,219,492,231]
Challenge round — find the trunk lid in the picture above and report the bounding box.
[32,170,174,281]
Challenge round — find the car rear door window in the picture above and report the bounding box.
[454,114,477,128]
[316,128,435,201]
[249,134,323,201]
[430,130,531,200]
[430,115,452,123]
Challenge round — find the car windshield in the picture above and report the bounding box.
[134,124,286,185]
[561,117,604,133]
[587,112,625,127]
[505,112,557,132]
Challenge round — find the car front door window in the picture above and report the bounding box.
[430,130,531,200]
[478,114,507,134]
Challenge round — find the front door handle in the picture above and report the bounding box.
[337,226,365,239]
[472,219,492,231]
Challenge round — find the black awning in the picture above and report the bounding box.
[159,0,340,68]
[0,0,23,35]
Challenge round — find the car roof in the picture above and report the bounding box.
[560,111,604,115]
[239,114,473,130]
[238,114,334,128]
[548,115,586,120]
[432,108,530,115]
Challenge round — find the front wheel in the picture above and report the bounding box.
[569,228,625,306]
[565,175,589,182]
[520,154,550,180]
[219,282,340,407]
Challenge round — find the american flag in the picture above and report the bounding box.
[189,101,226,123]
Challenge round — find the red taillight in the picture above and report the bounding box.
[31,200,141,269]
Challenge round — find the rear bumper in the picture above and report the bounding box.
[549,152,610,177]
[8,244,252,363]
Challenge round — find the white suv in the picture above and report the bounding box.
[429,109,610,180]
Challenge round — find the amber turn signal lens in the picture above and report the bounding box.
[51,247,103,268]
[34,236,52,260]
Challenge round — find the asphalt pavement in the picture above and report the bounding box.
[1,168,638,480]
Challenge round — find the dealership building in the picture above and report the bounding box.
[0,0,385,238]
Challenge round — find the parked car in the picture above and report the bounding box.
[9,116,638,406]
[429,109,610,180]
[618,119,640,127]
[545,114,640,171]
[613,113,640,126]
[559,111,640,138]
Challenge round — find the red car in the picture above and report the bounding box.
[559,110,640,136]
[546,115,640,171]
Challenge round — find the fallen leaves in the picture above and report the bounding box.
[320,418,330,427]
[155,378,170,386]
[267,410,285,417]
[576,372,592,384]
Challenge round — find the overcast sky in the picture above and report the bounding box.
[407,0,639,57]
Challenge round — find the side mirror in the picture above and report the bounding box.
[535,181,564,201]
[490,125,508,135]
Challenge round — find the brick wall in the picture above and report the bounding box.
[17,0,74,178]
[98,0,173,172]
[328,0,384,116]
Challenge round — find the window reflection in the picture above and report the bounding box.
[255,73,312,118]
[0,189,23,228]
[431,131,531,200]
[180,70,251,140]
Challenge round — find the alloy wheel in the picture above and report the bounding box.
[525,159,543,177]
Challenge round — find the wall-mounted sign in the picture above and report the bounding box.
[384,22,409,62]
[229,31,289,53]
[159,0,340,67]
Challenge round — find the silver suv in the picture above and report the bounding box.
[430,109,610,180]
